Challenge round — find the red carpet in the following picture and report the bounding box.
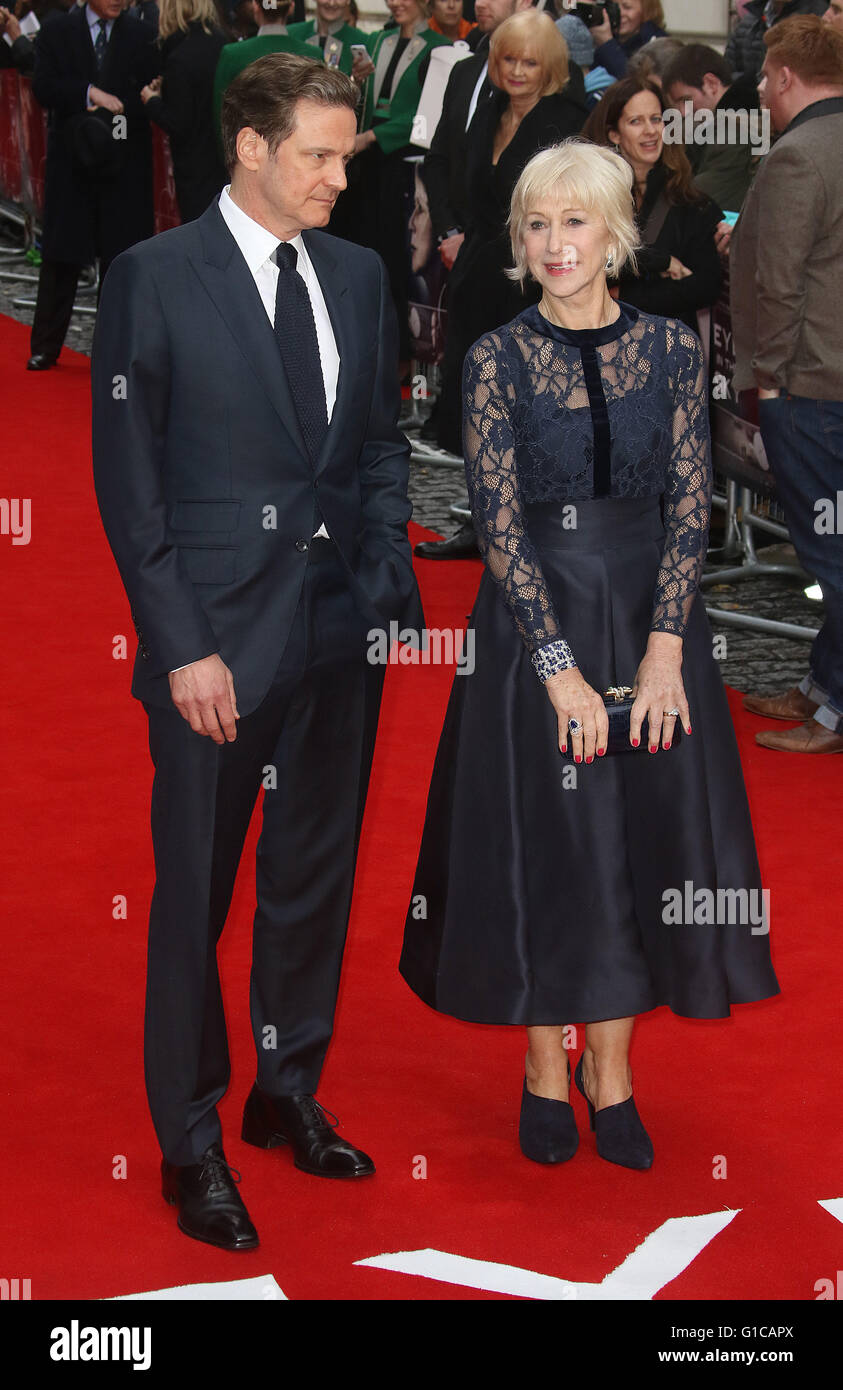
[1,314,841,1302]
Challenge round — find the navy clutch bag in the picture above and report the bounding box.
[559,686,682,759]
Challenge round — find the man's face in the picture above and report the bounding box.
[665,73,723,114]
[241,100,358,236]
[758,56,788,133]
[474,0,518,36]
[824,0,843,34]
[90,0,124,21]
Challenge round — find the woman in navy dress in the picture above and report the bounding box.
[400,139,779,1170]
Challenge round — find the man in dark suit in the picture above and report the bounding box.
[27,0,158,369]
[92,52,424,1250]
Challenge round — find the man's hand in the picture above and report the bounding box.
[88,86,124,114]
[660,256,692,280]
[439,231,464,269]
[714,220,733,257]
[353,129,377,154]
[168,653,239,744]
[140,76,161,104]
[757,387,781,399]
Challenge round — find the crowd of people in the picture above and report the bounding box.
[2,0,842,762]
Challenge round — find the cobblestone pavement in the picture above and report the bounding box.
[1,228,821,699]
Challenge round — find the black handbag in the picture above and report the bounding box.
[559,686,682,759]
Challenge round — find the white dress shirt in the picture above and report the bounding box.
[168,187,338,674]
[218,184,339,427]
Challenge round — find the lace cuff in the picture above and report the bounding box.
[531,639,577,683]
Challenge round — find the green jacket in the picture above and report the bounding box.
[286,18,369,76]
[361,24,451,155]
[213,33,315,133]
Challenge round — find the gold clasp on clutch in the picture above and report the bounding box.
[604,685,634,702]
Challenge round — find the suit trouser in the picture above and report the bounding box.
[143,540,386,1165]
[758,394,843,732]
[29,256,111,361]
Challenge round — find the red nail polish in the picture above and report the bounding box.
[597,748,605,756]
[632,738,639,747]
[649,744,657,753]
[586,755,593,763]
[687,725,692,734]
[574,755,581,764]
[664,741,671,750]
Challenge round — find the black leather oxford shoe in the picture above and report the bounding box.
[413,521,480,560]
[241,1086,375,1178]
[26,353,57,371]
[161,1141,259,1250]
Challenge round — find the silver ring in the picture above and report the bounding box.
[568,718,583,734]
[663,708,680,717]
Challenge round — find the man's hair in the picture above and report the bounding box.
[661,43,733,94]
[626,35,684,81]
[764,14,843,85]
[221,52,358,174]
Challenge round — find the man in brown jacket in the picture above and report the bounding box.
[731,16,843,753]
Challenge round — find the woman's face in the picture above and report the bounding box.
[432,0,462,30]
[387,0,422,27]
[497,46,544,103]
[409,170,433,272]
[315,0,348,25]
[522,196,613,306]
[609,90,663,172]
[618,0,644,38]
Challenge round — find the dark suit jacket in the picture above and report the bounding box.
[423,39,492,241]
[143,21,227,224]
[32,6,158,264]
[91,200,423,714]
[424,43,587,241]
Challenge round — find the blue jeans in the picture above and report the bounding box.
[758,394,843,734]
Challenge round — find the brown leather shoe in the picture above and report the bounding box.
[755,720,843,753]
[743,687,818,721]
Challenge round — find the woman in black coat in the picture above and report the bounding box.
[433,8,588,455]
[140,0,228,224]
[583,75,722,336]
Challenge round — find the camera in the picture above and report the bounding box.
[574,2,621,34]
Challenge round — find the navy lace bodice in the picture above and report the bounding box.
[461,302,712,676]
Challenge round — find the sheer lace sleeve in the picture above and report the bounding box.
[462,333,576,679]
[651,321,712,637]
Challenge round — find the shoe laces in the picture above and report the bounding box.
[199,1147,242,1196]
[298,1096,339,1132]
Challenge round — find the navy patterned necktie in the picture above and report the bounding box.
[94,18,108,71]
[273,241,328,464]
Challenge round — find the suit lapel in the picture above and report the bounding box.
[301,229,357,477]
[192,202,309,460]
[73,6,98,86]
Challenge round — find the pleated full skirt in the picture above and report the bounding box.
[399,497,780,1024]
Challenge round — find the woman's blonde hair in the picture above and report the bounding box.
[488,10,570,99]
[506,138,640,287]
[158,0,223,42]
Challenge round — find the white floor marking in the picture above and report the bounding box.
[355,1210,742,1300]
